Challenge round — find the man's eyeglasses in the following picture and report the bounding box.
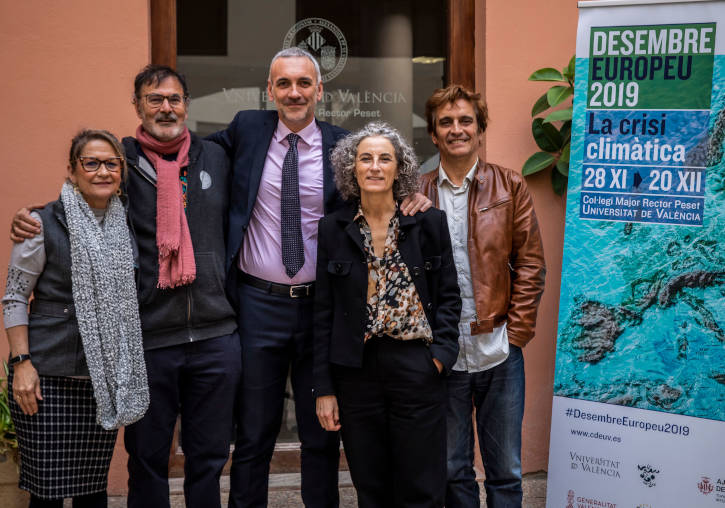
[142,93,188,109]
[76,157,123,173]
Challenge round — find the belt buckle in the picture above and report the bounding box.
[289,284,308,298]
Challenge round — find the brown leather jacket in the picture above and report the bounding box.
[420,162,546,347]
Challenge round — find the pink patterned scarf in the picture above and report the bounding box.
[136,125,196,288]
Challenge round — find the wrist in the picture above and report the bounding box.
[9,353,32,367]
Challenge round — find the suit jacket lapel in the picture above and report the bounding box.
[319,120,337,213]
[337,204,365,253]
[247,114,278,212]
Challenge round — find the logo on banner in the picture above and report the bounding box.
[564,487,617,508]
[637,464,660,487]
[566,489,575,508]
[282,18,348,82]
[570,451,621,478]
[699,476,714,495]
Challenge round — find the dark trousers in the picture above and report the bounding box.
[125,333,242,508]
[445,345,525,508]
[29,492,106,508]
[228,282,340,508]
[334,336,447,508]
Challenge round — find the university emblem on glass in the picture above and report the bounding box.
[283,18,348,82]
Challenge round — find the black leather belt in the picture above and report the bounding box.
[240,271,315,298]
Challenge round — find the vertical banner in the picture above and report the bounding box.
[547,1,725,507]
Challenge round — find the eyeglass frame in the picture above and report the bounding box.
[75,156,125,173]
[138,93,190,110]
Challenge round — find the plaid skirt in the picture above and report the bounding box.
[8,373,117,499]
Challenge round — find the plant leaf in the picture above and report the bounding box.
[532,118,562,152]
[531,93,550,117]
[551,167,568,195]
[543,107,573,123]
[528,68,564,82]
[559,120,572,142]
[556,159,569,177]
[562,55,576,82]
[556,142,570,176]
[522,152,555,176]
[547,86,573,108]
[559,142,571,163]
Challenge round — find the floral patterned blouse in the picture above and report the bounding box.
[354,206,434,344]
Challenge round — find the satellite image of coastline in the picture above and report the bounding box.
[553,57,725,422]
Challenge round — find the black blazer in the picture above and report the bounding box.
[313,204,462,397]
[206,110,348,279]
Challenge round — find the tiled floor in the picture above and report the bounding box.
[105,471,547,507]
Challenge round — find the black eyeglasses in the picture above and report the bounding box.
[142,93,188,109]
[76,157,123,173]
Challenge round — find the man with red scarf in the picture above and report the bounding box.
[10,65,241,508]
[120,65,241,508]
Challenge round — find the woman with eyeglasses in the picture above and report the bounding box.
[2,129,148,508]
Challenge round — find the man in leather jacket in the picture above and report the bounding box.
[419,84,546,508]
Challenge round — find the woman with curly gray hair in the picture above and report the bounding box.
[330,122,421,202]
[314,122,461,507]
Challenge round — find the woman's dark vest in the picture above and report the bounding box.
[27,200,89,376]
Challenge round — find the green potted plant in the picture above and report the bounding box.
[522,55,575,195]
[0,361,18,461]
[0,361,27,508]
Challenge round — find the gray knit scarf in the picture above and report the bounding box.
[60,181,149,430]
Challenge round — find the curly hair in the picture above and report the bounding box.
[331,122,420,202]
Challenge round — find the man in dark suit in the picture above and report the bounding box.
[207,47,345,508]
[207,48,429,508]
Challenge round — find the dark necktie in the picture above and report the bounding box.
[281,133,304,278]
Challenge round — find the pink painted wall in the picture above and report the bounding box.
[0,0,582,497]
[477,0,580,472]
[0,0,150,495]
[0,2,149,350]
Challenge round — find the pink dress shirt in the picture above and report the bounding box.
[239,120,324,284]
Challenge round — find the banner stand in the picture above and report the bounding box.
[547,1,725,507]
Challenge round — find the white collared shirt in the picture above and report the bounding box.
[437,161,509,372]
